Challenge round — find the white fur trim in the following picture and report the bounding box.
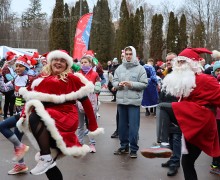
[88,128,105,139]
[16,117,40,150]
[173,56,193,63]
[17,99,90,157]
[31,78,44,89]
[47,50,73,68]
[16,117,24,132]
[19,73,94,102]
[212,50,220,59]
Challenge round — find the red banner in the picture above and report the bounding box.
[72,13,93,60]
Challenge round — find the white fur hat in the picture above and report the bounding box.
[212,50,220,59]
[46,50,73,68]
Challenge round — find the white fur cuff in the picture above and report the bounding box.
[88,128,104,139]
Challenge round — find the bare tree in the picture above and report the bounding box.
[183,0,220,49]
[0,0,14,46]
[109,0,121,21]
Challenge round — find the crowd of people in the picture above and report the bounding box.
[107,46,220,179]
[0,46,219,180]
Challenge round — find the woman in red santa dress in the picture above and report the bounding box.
[16,50,103,179]
[141,48,220,180]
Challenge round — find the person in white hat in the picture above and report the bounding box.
[16,50,104,179]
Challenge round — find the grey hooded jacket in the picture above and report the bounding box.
[112,46,148,106]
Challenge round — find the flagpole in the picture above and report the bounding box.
[80,0,82,17]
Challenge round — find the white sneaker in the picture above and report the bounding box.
[96,112,101,117]
[30,157,56,175]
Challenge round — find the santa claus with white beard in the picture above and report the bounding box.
[141,48,220,180]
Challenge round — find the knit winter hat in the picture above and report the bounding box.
[177,48,212,62]
[46,50,73,69]
[213,61,220,72]
[112,58,118,63]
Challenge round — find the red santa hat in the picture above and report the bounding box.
[176,48,212,62]
[16,55,31,69]
[32,52,39,59]
[84,50,95,57]
[41,52,48,59]
[39,52,48,64]
[46,50,73,68]
[28,55,38,68]
[157,60,164,67]
[6,51,17,62]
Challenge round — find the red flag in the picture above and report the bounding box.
[73,13,93,60]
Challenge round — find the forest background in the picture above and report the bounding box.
[0,0,219,65]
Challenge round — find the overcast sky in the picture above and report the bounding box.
[11,0,180,15]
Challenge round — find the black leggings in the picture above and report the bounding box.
[3,90,15,118]
[29,111,63,180]
[181,141,202,180]
[46,166,63,180]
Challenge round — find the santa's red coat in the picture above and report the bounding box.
[172,73,220,157]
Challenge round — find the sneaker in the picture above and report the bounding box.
[210,166,220,176]
[162,161,180,168]
[96,112,101,117]
[141,146,172,158]
[89,144,96,153]
[111,131,119,138]
[30,157,56,175]
[12,144,29,161]
[167,166,178,176]
[114,147,129,155]
[161,160,171,168]
[130,151,137,158]
[8,163,28,175]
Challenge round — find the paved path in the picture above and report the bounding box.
[0,97,219,180]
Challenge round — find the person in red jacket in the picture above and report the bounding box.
[77,55,101,153]
[141,48,220,180]
[2,51,17,119]
[17,50,103,179]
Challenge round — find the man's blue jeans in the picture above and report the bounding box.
[169,133,182,166]
[118,104,140,152]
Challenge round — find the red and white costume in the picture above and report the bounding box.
[17,72,103,157]
[172,73,220,157]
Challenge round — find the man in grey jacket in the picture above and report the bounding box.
[112,46,148,158]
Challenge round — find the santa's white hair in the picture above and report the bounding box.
[162,56,202,98]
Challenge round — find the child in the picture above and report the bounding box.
[77,56,101,153]
[0,55,36,175]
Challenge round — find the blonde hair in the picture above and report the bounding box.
[41,64,71,82]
